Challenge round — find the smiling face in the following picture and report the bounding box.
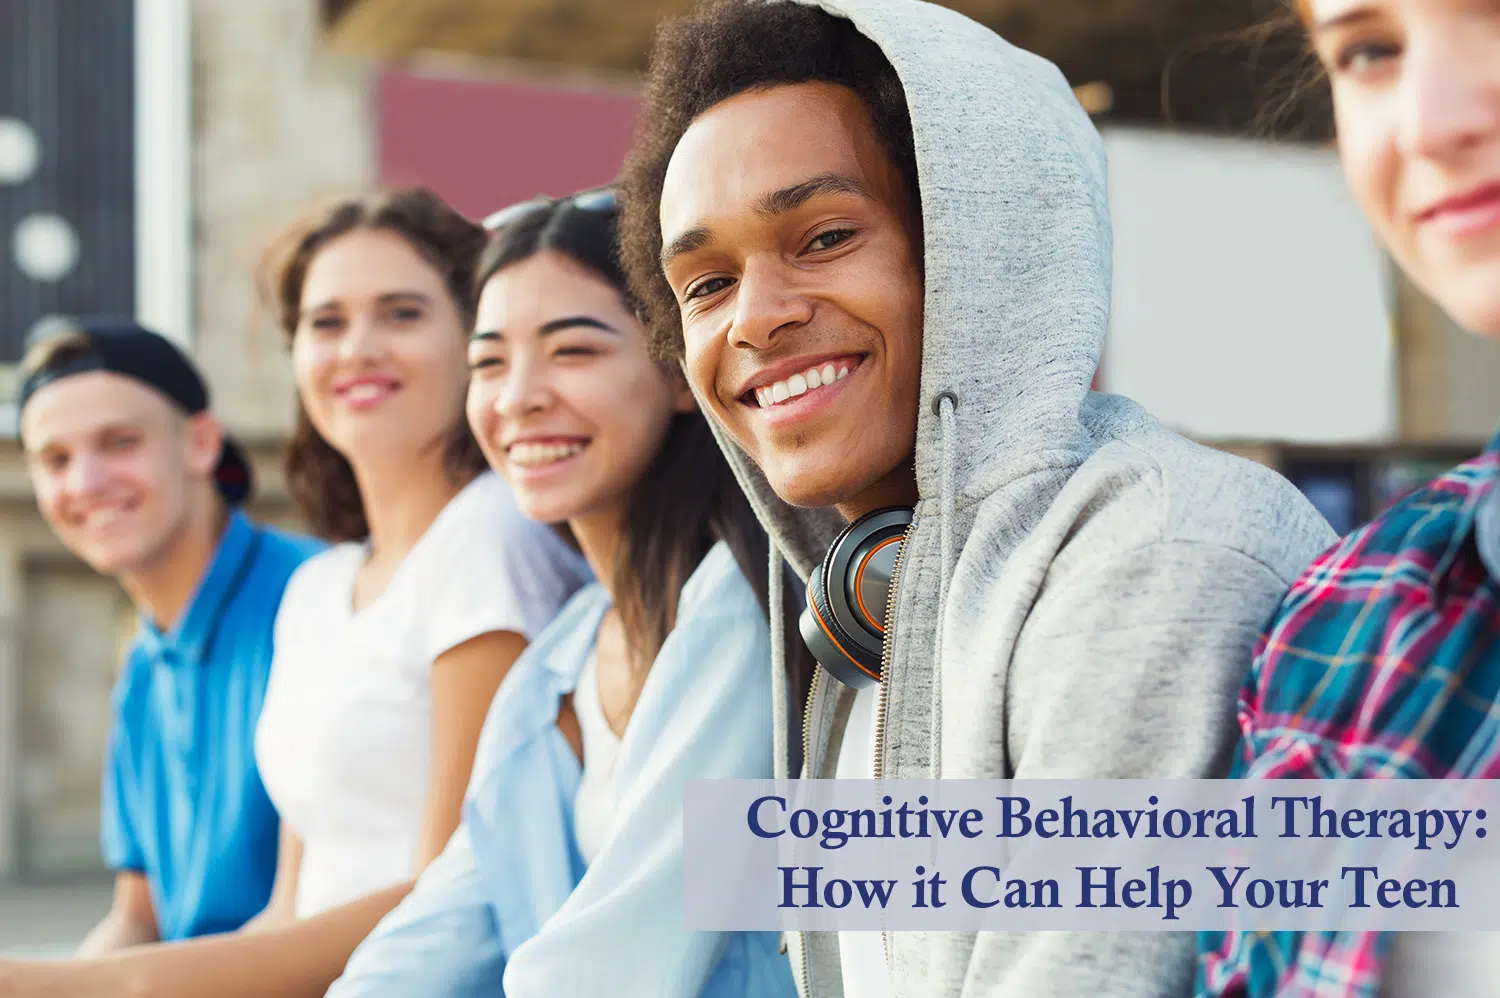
[466,250,694,529]
[1306,0,1500,334]
[22,371,220,577]
[292,227,472,468]
[658,81,925,519]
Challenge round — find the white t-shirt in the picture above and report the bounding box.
[836,684,891,998]
[572,650,622,866]
[255,471,591,917]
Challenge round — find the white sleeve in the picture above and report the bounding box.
[421,474,589,662]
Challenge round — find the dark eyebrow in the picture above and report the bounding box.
[539,316,619,336]
[469,316,619,343]
[661,227,712,268]
[660,171,875,268]
[752,171,875,217]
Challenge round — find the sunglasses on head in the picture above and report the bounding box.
[482,187,618,232]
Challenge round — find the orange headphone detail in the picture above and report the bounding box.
[798,506,913,689]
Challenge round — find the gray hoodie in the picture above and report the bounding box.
[699,0,1339,995]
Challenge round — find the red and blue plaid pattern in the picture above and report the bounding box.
[1196,440,1500,997]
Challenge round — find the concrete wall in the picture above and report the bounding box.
[17,566,128,877]
[191,0,376,439]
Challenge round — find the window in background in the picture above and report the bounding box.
[1284,459,1367,537]
[0,0,136,405]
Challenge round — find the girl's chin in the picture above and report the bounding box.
[509,489,584,527]
[333,425,448,462]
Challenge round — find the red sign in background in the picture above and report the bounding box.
[377,66,642,223]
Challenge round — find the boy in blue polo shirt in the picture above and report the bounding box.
[16,318,321,949]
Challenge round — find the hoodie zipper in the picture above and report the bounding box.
[873,518,913,971]
[802,667,821,784]
[871,518,911,782]
[794,664,824,996]
[794,518,912,996]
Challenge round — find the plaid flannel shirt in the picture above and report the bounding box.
[1196,435,1500,998]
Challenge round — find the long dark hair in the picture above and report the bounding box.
[259,187,489,542]
[477,198,814,714]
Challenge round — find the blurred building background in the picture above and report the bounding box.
[2,0,1498,946]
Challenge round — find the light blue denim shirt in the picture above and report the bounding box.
[327,541,796,997]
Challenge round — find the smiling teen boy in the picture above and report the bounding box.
[14,319,321,952]
[617,0,1336,995]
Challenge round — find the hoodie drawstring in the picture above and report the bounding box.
[931,390,959,776]
[770,541,790,960]
[767,541,792,782]
[935,391,958,598]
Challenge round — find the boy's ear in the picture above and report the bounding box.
[182,411,227,479]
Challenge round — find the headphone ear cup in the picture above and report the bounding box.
[799,564,882,689]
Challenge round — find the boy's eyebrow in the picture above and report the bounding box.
[662,226,712,268]
[26,418,147,455]
[752,171,875,218]
[661,171,875,268]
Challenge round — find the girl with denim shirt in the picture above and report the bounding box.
[324,189,807,997]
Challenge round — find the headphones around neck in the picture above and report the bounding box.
[798,506,913,689]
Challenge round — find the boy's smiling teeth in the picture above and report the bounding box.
[508,441,587,467]
[755,362,849,409]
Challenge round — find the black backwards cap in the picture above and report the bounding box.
[17,317,254,505]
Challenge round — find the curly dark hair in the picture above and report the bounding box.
[618,0,920,364]
[259,187,489,542]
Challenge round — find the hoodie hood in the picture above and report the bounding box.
[701,0,1112,581]
[679,8,1340,992]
